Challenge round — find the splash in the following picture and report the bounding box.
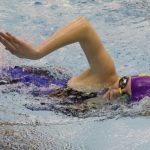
[1,65,150,119]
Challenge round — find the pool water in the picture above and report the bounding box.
[0,0,150,149]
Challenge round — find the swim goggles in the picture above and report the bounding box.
[118,76,129,95]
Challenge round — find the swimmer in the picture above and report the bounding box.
[0,16,150,102]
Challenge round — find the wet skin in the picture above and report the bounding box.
[0,16,124,98]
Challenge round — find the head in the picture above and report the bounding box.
[103,76,130,100]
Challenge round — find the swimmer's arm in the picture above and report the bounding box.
[0,16,90,59]
[35,16,92,58]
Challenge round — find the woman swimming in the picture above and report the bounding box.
[0,16,150,102]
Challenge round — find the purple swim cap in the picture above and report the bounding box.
[131,76,150,101]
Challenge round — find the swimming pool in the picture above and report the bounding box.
[0,0,150,149]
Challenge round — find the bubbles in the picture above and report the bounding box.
[1,65,150,120]
[0,0,150,149]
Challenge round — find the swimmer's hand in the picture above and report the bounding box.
[103,88,120,100]
[0,32,40,59]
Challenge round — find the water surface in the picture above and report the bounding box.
[0,0,150,149]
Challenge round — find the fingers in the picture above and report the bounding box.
[0,35,16,53]
[0,32,19,53]
[0,32,12,42]
[0,32,15,47]
[0,32,22,47]
[6,32,22,45]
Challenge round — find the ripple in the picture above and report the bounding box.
[0,0,150,149]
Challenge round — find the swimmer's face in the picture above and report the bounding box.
[103,88,120,100]
[103,80,120,100]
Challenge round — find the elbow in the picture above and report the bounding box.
[79,16,89,23]
[79,16,91,29]
[78,16,88,21]
[78,16,93,40]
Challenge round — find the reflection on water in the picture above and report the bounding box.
[0,0,150,149]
